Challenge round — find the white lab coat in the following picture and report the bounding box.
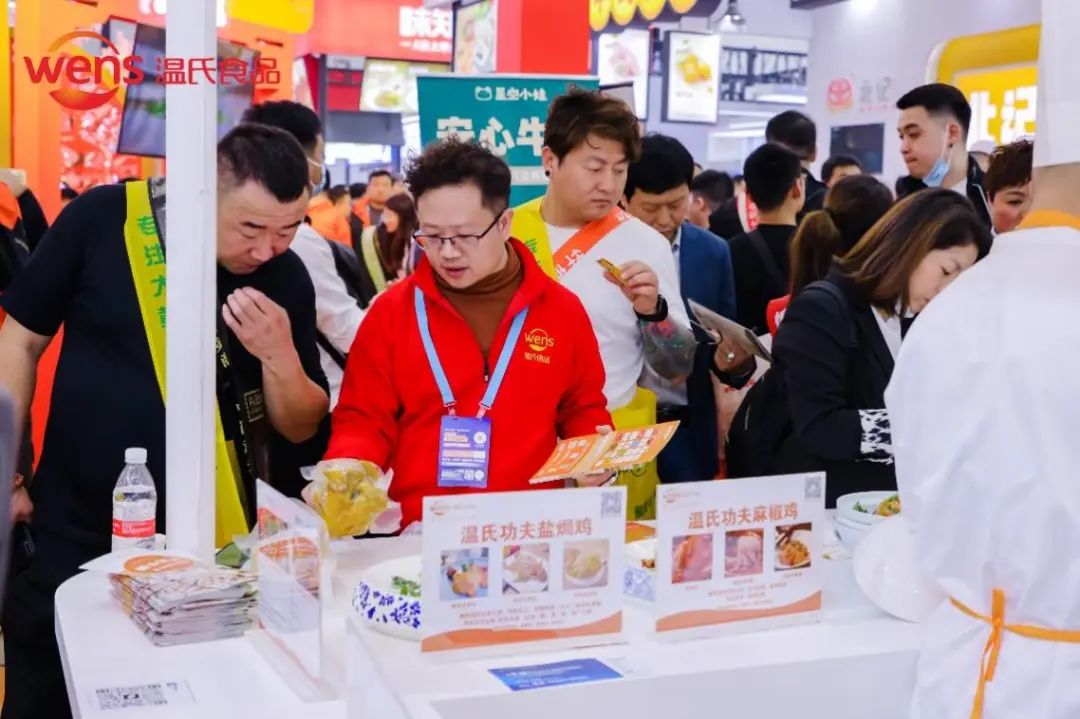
[885,225,1080,719]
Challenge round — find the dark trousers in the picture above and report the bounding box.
[3,529,99,719]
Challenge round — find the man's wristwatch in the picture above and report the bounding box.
[635,295,669,323]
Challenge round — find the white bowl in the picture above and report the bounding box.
[853,516,946,623]
[835,491,899,527]
[833,515,870,552]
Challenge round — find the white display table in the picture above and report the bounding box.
[56,529,921,719]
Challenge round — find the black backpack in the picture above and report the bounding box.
[314,238,376,370]
[726,368,790,478]
[726,280,852,478]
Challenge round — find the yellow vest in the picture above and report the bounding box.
[122,180,249,548]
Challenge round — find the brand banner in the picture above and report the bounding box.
[417,74,599,206]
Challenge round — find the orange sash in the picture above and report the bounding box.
[550,206,631,279]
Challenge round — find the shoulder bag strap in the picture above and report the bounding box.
[748,229,786,296]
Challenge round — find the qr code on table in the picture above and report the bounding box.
[94,682,179,711]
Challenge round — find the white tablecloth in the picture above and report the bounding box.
[55,527,920,719]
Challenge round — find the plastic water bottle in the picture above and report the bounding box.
[112,448,158,551]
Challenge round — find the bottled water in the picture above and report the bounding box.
[112,447,158,551]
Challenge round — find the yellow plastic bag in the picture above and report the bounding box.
[611,388,660,521]
[308,459,389,538]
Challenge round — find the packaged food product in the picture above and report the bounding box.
[309,459,389,538]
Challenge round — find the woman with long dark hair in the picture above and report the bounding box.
[355,192,418,292]
[736,189,992,504]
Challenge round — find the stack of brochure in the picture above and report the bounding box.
[109,565,258,647]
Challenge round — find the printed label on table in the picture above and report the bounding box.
[490,658,623,691]
[421,487,627,653]
[87,680,194,713]
[655,473,826,636]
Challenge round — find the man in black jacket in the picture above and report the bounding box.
[767,110,826,214]
[709,110,825,238]
[728,143,806,335]
[895,83,993,228]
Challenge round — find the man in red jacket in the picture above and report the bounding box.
[325,140,612,528]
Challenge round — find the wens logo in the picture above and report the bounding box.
[23,30,145,111]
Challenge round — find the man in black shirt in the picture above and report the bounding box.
[709,111,825,240]
[766,110,826,216]
[0,124,329,719]
[728,143,806,335]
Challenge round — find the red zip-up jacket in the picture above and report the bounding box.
[326,238,612,527]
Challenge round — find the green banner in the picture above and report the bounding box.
[417,74,600,206]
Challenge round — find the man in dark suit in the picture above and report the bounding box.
[624,134,754,483]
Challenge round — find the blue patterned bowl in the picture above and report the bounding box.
[352,556,423,641]
[623,539,656,603]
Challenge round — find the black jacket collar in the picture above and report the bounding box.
[895,154,991,228]
[826,270,895,378]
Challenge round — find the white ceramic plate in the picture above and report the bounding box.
[625,538,657,571]
[835,491,899,527]
[853,516,946,623]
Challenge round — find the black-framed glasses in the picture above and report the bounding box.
[414,212,504,251]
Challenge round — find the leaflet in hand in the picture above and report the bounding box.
[688,299,773,363]
[529,422,680,484]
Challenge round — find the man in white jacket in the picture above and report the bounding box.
[886,4,1080,717]
[243,101,364,407]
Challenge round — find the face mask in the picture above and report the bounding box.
[309,161,328,195]
[923,130,952,188]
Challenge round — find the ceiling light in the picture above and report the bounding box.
[721,0,747,27]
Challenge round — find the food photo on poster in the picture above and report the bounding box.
[662,30,721,124]
[454,0,498,74]
[596,28,651,119]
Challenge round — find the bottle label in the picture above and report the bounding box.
[112,518,155,538]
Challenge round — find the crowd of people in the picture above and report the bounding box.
[0,78,1044,718]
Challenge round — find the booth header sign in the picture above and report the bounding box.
[417,74,599,205]
[22,30,278,111]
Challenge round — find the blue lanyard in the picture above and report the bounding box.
[414,287,528,419]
